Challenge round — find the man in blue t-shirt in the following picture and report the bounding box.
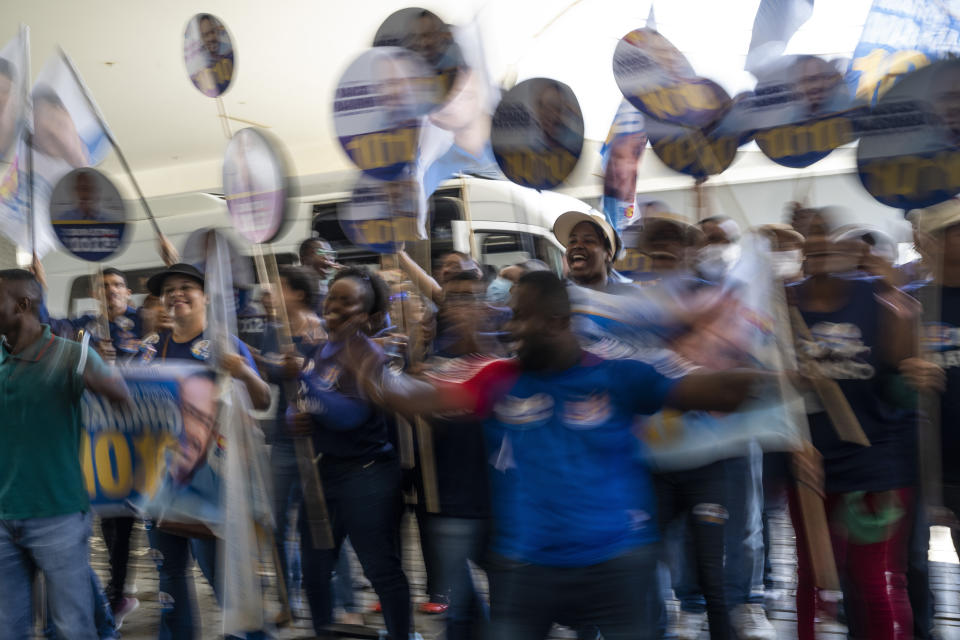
[351,270,767,639]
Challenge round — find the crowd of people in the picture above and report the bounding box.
[1,196,959,640]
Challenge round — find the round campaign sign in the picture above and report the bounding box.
[339,174,421,254]
[613,28,730,129]
[645,94,753,179]
[490,78,584,190]
[333,47,437,181]
[857,59,960,210]
[183,13,235,98]
[222,127,291,244]
[373,7,464,105]
[50,168,128,261]
[749,56,858,168]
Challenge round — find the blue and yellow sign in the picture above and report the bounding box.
[339,174,422,253]
[50,168,127,262]
[81,367,184,515]
[613,28,729,129]
[491,78,584,190]
[856,60,960,210]
[333,47,436,181]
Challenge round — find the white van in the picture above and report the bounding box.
[40,174,591,317]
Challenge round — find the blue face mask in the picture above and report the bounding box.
[486,276,513,305]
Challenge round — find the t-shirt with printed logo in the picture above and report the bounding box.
[453,352,677,567]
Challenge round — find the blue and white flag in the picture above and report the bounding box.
[600,99,646,233]
[744,0,815,74]
[0,48,113,257]
[0,27,30,252]
[846,0,960,106]
[415,19,501,236]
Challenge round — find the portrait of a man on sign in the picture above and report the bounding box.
[184,13,235,98]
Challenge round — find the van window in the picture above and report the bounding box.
[534,235,564,274]
[311,186,463,270]
[476,230,536,271]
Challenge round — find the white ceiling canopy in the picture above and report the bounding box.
[0,0,873,204]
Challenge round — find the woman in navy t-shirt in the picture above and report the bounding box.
[289,267,412,640]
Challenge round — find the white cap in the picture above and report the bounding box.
[553,210,620,257]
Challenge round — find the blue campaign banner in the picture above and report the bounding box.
[52,221,126,261]
[81,366,187,516]
[846,0,960,106]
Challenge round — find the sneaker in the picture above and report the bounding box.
[671,610,707,640]
[111,597,139,630]
[731,603,776,640]
[418,601,448,615]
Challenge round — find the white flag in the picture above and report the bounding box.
[26,50,111,256]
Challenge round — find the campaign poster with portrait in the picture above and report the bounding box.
[223,127,290,244]
[183,13,235,98]
[490,77,584,190]
[81,364,204,518]
[856,59,960,210]
[373,7,464,104]
[613,28,730,129]
[746,55,859,168]
[50,168,127,261]
[334,47,436,181]
[601,100,647,232]
[339,173,422,253]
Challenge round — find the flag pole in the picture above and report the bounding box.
[22,26,36,260]
[56,48,164,239]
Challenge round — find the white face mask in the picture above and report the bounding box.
[696,243,741,280]
[486,276,513,304]
[772,249,803,279]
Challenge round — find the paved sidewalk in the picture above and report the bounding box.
[55,510,960,639]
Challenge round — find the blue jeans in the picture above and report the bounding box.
[271,441,302,595]
[0,511,97,639]
[299,455,410,639]
[424,515,490,640]
[147,527,267,640]
[485,546,662,640]
[147,527,217,640]
[672,453,764,613]
[723,448,764,607]
[44,568,118,639]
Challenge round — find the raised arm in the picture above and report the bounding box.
[81,348,130,403]
[665,370,772,413]
[398,249,443,304]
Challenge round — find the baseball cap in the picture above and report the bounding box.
[147,263,205,296]
[553,210,621,257]
[908,198,960,235]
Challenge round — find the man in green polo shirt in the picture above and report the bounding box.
[0,269,129,639]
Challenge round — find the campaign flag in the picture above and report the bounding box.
[0,49,113,257]
[639,233,802,470]
[846,0,960,106]
[600,99,646,232]
[414,19,501,236]
[744,0,815,74]
[0,27,30,251]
